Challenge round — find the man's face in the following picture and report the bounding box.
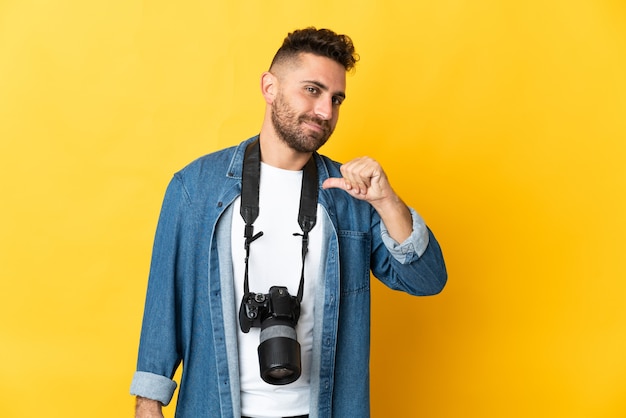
[270,53,347,153]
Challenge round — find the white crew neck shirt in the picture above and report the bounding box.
[231,162,323,418]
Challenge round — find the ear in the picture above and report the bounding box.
[260,71,277,104]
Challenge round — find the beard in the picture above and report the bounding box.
[271,92,334,153]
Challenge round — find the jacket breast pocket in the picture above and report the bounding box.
[337,230,371,296]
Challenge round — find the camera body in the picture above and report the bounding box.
[239,286,302,385]
[239,286,301,332]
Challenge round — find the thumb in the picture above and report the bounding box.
[322,177,348,190]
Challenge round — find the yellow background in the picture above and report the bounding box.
[1,1,625,417]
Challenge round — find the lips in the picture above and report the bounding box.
[301,116,328,135]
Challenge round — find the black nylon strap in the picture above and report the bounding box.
[240,138,318,302]
[240,139,261,226]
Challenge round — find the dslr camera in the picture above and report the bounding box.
[238,286,302,385]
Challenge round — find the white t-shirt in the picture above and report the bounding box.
[231,162,323,418]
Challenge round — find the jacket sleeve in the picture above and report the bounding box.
[129,174,189,405]
[374,207,447,296]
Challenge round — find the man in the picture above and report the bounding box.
[131,27,446,418]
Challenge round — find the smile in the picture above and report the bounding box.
[302,119,327,134]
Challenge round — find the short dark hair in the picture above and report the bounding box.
[270,27,359,72]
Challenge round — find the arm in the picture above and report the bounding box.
[135,396,164,418]
[323,156,446,295]
[130,175,186,407]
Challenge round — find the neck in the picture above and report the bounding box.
[258,128,312,171]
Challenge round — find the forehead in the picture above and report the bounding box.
[280,53,346,91]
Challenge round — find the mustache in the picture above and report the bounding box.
[299,115,330,130]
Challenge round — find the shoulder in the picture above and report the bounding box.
[168,138,253,200]
[179,145,237,178]
[176,137,255,183]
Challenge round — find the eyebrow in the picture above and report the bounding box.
[302,80,346,100]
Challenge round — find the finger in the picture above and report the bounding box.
[322,177,352,191]
[341,160,374,194]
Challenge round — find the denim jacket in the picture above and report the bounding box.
[130,136,447,417]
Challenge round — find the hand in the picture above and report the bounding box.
[135,396,164,418]
[321,157,393,205]
[322,157,413,242]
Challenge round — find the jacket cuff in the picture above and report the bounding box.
[380,207,429,263]
[130,371,177,406]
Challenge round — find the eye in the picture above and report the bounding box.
[305,86,319,95]
[332,96,344,106]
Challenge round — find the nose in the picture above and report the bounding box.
[314,97,333,120]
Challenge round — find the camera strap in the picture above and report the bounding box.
[240,138,318,303]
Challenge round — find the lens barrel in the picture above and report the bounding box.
[258,334,301,385]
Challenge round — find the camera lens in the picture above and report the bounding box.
[258,323,301,385]
[267,367,294,380]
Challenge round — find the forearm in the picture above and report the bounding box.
[375,223,447,296]
[135,396,164,418]
[371,194,413,243]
